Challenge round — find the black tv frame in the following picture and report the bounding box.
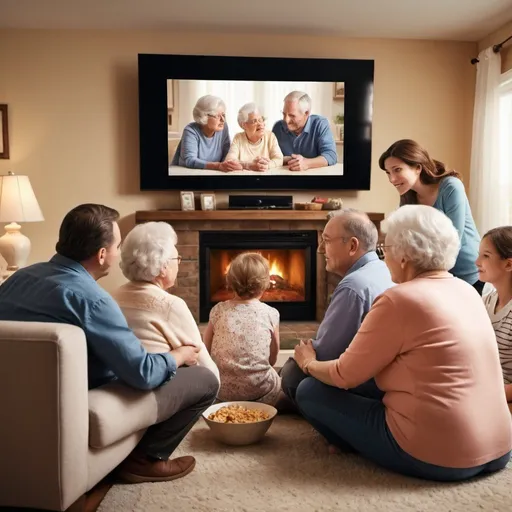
[138,53,374,191]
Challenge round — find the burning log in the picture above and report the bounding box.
[270,274,287,289]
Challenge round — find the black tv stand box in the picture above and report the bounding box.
[229,195,293,210]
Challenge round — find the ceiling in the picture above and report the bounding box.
[1,0,512,41]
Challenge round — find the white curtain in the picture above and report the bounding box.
[469,47,503,233]
[498,69,512,225]
[177,80,335,136]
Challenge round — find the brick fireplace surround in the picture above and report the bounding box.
[135,210,384,350]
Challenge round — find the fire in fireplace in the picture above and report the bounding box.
[199,231,317,322]
[210,249,306,303]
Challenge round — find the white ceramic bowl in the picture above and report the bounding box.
[202,401,277,446]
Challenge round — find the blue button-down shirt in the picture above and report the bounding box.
[272,114,337,165]
[313,252,395,361]
[0,255,177,390]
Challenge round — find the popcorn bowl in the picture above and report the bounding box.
[202,401,277,446]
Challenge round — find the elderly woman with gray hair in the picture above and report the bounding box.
[223,102,283,172]
[294,205,512,481]
[112,222,219,381]
[172,94,231,170]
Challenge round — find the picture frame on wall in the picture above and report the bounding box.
[0,104,9,159]
[201,193,216,211]
[180,191,195,211]
[333,82,345,100]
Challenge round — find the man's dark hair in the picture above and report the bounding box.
[56,204,120,262]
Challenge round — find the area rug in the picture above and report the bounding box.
[98,416,511,511]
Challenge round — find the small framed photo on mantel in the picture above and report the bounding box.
[180,191,195,211]
[201,193,216,211]
[0,104,10,160]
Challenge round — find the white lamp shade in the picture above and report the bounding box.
[0,174,44,223]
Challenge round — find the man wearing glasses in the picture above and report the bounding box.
[280,209,394,407]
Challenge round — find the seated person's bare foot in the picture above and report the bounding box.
[118,451,196,483]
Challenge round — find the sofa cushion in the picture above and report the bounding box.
[88,382,159,449]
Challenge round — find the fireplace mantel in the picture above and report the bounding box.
[136,209,384,225]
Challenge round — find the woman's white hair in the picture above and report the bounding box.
[120,222,178,282]
[193,95,226,125]
[237,102,261,128]
[382,205,460,272]
[284,91,312,114]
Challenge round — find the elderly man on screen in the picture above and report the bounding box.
[272,91,337,171]
[280,209,394,406]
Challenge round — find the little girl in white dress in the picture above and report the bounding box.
[203,252,282,405]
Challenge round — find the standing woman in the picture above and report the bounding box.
[379,139,483,294]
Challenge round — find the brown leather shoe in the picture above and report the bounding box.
[118,453,196,483]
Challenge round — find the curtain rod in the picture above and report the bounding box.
[471,33,512,64]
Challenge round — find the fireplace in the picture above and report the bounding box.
[199,231,317,322]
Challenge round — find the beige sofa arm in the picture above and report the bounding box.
[0,321,89,511]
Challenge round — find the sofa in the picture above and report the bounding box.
[0,321,161,511]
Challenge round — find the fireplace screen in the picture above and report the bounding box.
[209,249,306,303]
[199,230,317,322]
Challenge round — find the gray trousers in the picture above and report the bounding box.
[136,365,219,460]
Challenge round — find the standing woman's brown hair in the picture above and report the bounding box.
[379,139,460,205]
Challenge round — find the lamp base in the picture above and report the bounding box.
[0,222,31,271]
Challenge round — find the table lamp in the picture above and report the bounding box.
[0,171,44,273]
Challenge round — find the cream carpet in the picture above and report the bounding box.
[98,416,511,512]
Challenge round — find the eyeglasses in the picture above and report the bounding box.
[208,113,226,121]
[245,117,266,125]
[319,236,350,246]
[376,243,393,259]
[170,256,182,264]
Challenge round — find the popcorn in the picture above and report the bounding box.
[208,404,270,424]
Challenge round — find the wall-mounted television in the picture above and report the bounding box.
[138,53,374,191]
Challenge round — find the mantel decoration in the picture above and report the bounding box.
[180,191,195,211]
[201,193,217,211]
[0,104,9,160]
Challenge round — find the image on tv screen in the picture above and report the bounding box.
[166,79,345,177]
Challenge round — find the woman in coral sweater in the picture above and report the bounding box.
[294,205,511,481]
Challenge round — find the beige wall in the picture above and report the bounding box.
[479,20,512,73]
[0,29,476,291]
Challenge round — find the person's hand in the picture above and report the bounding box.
[288,154,309,171]
[254,156,271,165]
[171,345,201,367]
[248,161,269,172]
[219,160,242,172]
[293,339,317,372]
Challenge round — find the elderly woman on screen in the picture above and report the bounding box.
[112,222,219,381]
[224,102,284,172]
[294,205,511,481]
[172,95,231,171]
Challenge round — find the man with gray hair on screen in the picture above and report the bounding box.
[272,91,337,171]
[280,209,394,407]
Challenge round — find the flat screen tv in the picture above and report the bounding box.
[138,53,374,191]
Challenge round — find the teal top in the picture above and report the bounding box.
[432,177,480,285]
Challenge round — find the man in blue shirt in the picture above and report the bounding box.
[0,203,218,483]
[272,91,337,171]
[280,209,394,405]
